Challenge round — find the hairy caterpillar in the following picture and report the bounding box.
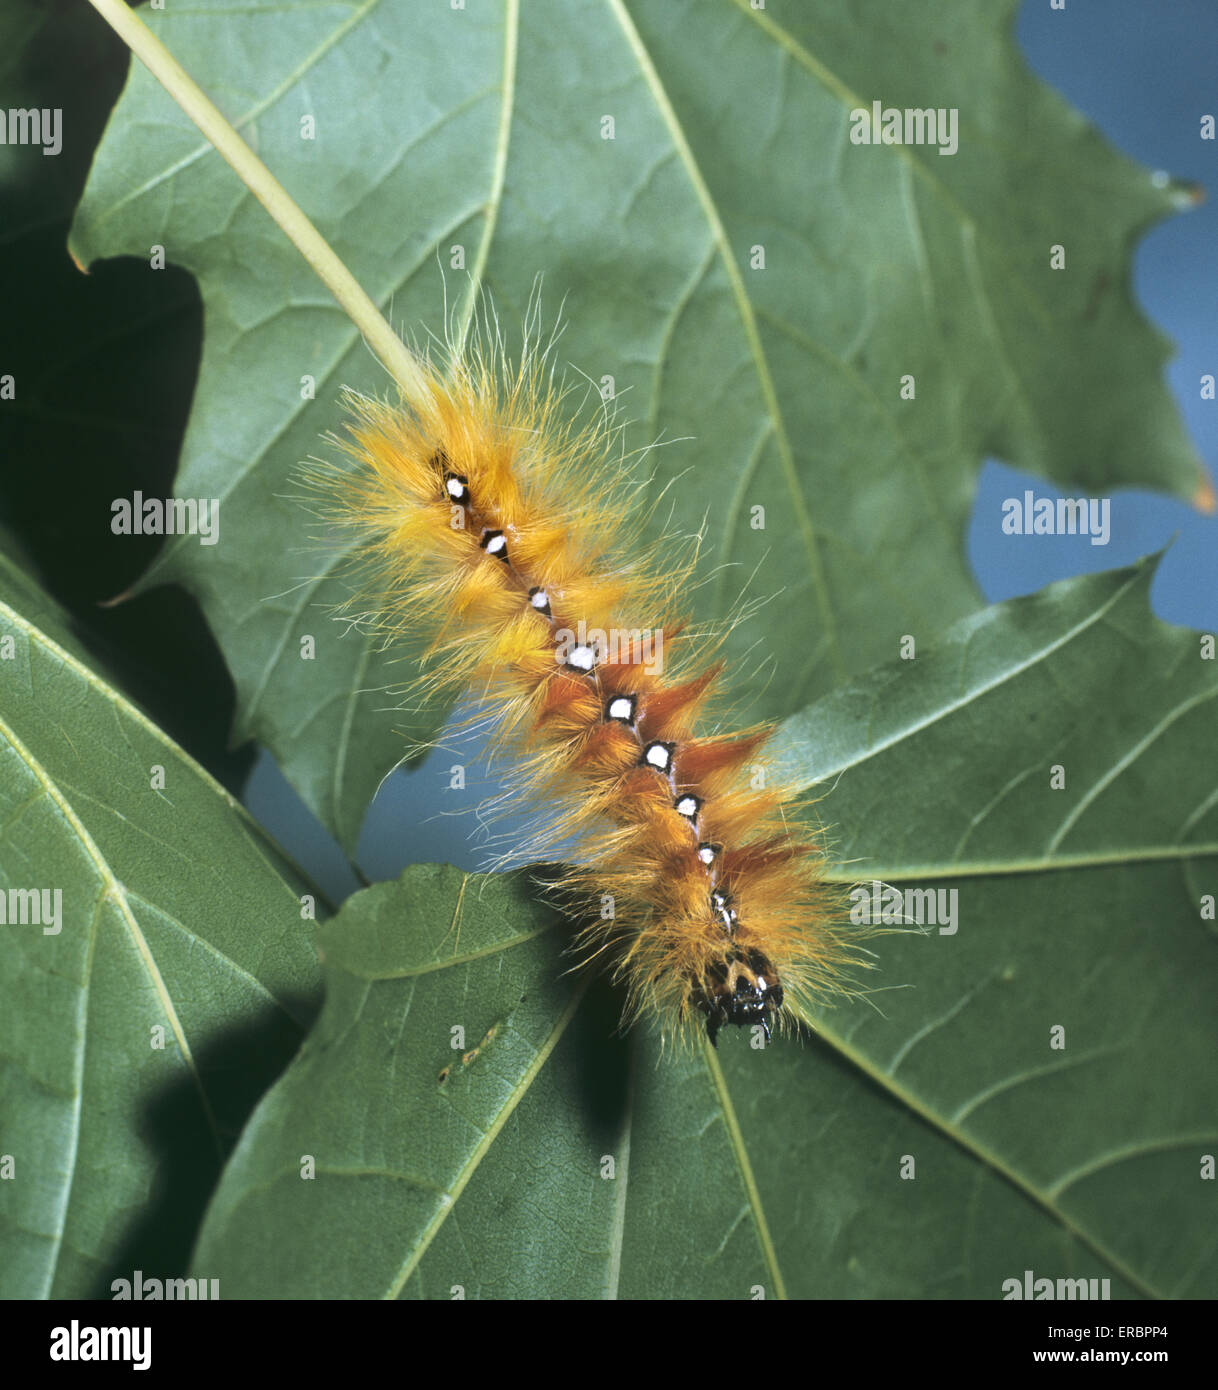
[318,316,868,1046]
[79,0,870,1048]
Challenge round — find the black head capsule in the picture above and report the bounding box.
[707,975,776,1045]
[480,529,509,562]
[697,947,782,1045]
[732,975,772,1039]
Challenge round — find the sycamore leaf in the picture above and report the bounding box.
[0,548,322,1298]
[191,561,1217,1298]
[70,0,1204,848]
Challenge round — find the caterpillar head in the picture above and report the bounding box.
[698,949,784,1047]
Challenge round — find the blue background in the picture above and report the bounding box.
[245,0,1218,908]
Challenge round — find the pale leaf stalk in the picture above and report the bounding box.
[85,0,434,412]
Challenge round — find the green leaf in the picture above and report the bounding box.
[192,561,1217,1298]
[775,557,1218,874]
[0,548,322,1298]
[0,0,251,794]
[69,0,1205,848]
[772,558,1218,1299]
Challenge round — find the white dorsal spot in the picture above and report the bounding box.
[643,742,672,772]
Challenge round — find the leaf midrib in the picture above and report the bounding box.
[607,0,843,684]
[790,567,1141,789]
[0,568,328,912]
[702,1040,788,1299]
[0,712,222,1290]
[729,0,1055,337]
[812,1013,1164,1298]
[382,978,590,1298]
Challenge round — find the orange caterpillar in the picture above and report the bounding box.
[322,329,866,1046]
